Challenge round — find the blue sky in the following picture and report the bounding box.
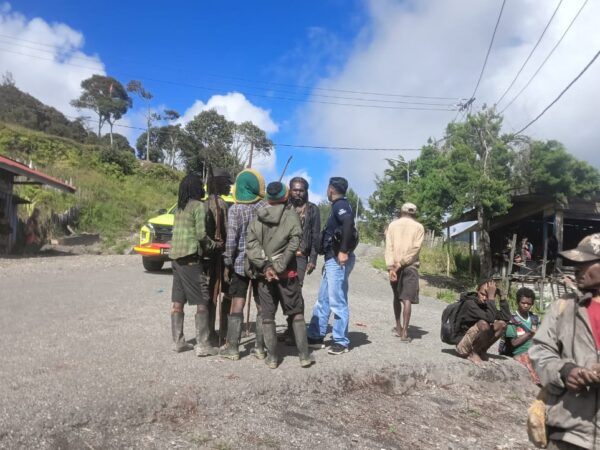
[3,1,600,203]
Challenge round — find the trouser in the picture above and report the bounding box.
[308,254,355,347]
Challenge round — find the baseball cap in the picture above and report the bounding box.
[401,202,417,214]
[559,233,600,263]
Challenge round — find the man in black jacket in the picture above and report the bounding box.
[455,279,511,364]
[307,177,356,355]
[282,176,320,345]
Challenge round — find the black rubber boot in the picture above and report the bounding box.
[219,296,232,343]
[285,316,296,346]
[171,312,193,353]
[251,314,266,360]
[262,320,278,369]
[220,314,242,360]
[208,299,217,343]
[292,318,313,368]
[195,312,218,357]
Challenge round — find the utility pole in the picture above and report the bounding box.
[146,115,151,161]
[406,160,410,184]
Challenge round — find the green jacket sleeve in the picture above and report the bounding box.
[273,211,302,274]
[246,218,268,271]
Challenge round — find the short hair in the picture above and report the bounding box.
[289,177,309,190]
[516,287,535,302]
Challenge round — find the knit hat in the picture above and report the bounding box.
[329,177,348,195]
[232,169,265,204]
[266,181,288,204]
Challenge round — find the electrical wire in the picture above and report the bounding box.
[500,0,589,114]
[469,0,507,101]
[513,48,600,135]
[0,33,465,102]
[495,0,564,107]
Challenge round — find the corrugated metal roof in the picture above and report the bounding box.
[0,155,76,193]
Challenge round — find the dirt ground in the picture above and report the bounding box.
[0,248,537,449]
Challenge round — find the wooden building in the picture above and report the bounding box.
[0,155,76,254]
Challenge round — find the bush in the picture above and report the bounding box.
[98,145,138,176]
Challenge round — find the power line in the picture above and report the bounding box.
[469,0,507,101]
[500,0,589,114]
[0,46,458,112]
[0,32,465,102]
[273,143,420,152]
[495,0,563,107]
[514,48,600,135]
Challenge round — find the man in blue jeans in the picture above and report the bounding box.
[308,177,357,355]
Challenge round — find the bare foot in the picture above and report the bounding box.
[478,352,489,362]
[467,352,483,365]
[392,326,402,337]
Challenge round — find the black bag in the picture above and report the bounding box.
[333,226,359,254]
[440,294,468,345]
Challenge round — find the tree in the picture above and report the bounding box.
[100,133,135,154]
[160,110,184,169]
[71,75,132,147]
[231,121,273,167]
[127,80,160,161]
[135,129,162,162]
[183,110,235,175]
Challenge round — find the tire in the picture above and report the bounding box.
[142,258,164,272]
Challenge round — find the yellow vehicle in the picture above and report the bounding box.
[133,191,234,271]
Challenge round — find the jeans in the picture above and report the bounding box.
[308,254,355,347]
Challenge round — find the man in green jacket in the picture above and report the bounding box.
[170,173,218,357]
[246,181,313,369]
[530,233,600,450]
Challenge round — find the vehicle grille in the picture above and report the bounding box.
[153,225,172,243]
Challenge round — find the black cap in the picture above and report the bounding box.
[329,177,348,195]
[211,168,230,178]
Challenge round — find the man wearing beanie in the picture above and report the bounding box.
[385,202,424,343]
[308,177,358,355]
[246,181,313,368]
[220,169,268,361]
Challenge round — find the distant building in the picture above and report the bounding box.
[0,155,76,254]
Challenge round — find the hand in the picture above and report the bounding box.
[264,266,279,282]
[307,262,316,275]
[566,367,600,392]
[485,281,497,300]
[389,269,398,282]
[337,251,349,266]
[223,265,232,284]
[213,239,225,250]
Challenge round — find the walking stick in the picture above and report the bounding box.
[208,165,224,347]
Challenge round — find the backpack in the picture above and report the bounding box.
[440,293,470,345]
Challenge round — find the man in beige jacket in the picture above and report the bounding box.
[384,203,424,342]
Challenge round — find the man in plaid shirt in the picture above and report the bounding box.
[221,169,268,361]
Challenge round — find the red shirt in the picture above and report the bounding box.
[587,300,600,349]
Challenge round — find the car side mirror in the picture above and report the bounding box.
[158,209,167,215]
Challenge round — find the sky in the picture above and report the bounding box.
[2,0,600,204]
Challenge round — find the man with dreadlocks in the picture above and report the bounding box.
[170,173,219,356]
[220,169,268,361]
[246,181,313,368]
[205,168,233,344]
[281,176,320,346]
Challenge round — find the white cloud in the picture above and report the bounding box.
[299,0,600,197]
[0,3,105,117]
[179,92,279,134]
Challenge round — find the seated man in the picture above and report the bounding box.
[455,279,511,364]
[503,287,540,385]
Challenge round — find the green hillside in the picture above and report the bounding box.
[0,122,181,252]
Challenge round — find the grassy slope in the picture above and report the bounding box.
[0,122,181,251]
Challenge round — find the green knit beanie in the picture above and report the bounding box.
[232,168,265,203]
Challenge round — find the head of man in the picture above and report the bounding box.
[515,287,535,315]
[476,278,497,303]
[177,173,205,210]
[400,202,417,218]
[560,233,600,293]
[207,168,231,196]
[289,177,309,207]
[327,177,348,202]
[266,181,289,206]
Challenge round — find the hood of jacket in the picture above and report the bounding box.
[257,204,286,225]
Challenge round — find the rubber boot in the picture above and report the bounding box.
[292,319,314,368]
[171,312,193,353]
[284,316,296,346]
[250,314,267,359]
[219,296,232,344]
[195,312,218,357]
[220,314,242,360]
[262,320,278,369]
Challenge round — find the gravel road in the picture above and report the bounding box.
[0,249,537,449]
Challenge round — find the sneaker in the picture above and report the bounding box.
[328,344,348,355]
[307,337,325,349]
